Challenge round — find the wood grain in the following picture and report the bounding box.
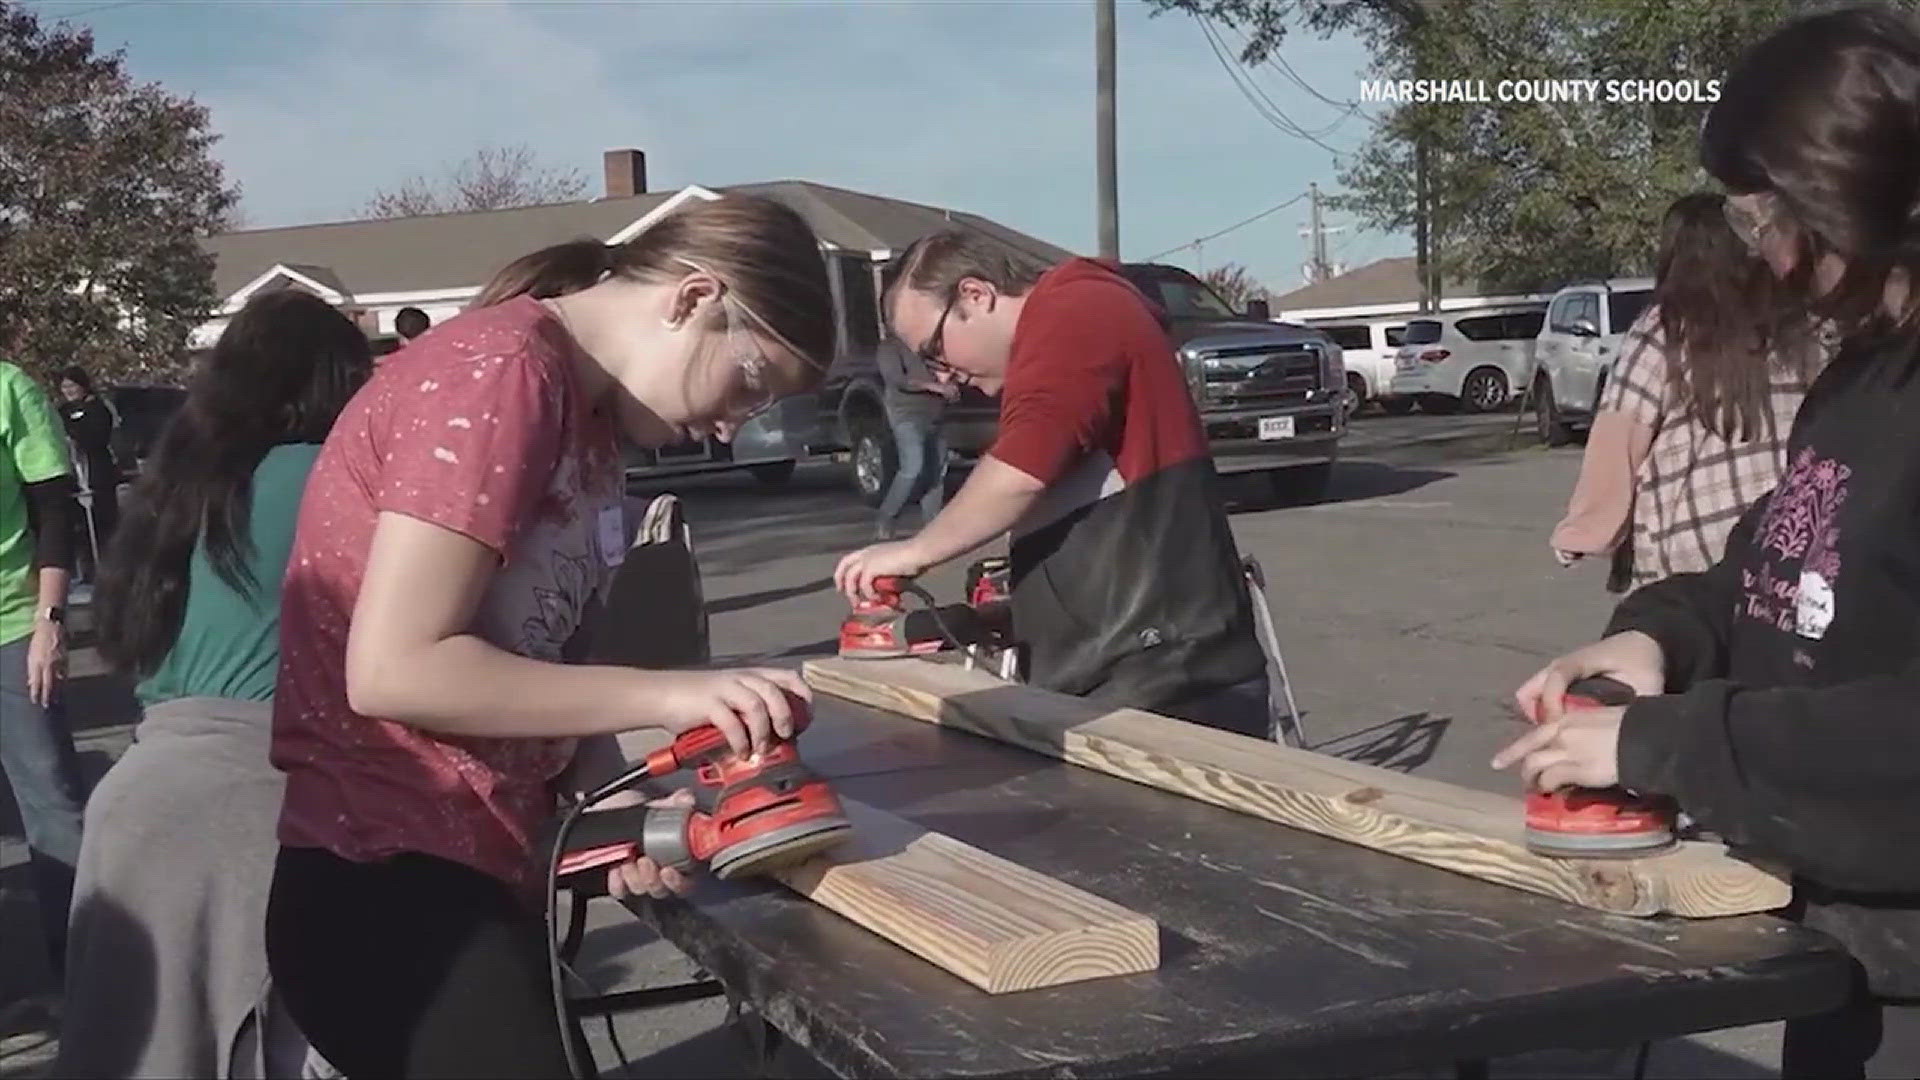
[772,798,1159,993]
[804,658,1790,919]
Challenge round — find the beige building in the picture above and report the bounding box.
[194,149,1070,357]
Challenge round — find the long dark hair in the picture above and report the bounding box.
[1654,193,1818,441]
[1701,4,1920,333]
[95,291,372,675]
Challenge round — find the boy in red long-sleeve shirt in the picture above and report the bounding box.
[835,232,1269,735]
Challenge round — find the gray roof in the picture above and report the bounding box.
[1269,256,1518,311]
[203,180,1075,301]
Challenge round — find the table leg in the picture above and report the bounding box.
[728,995,789,1078]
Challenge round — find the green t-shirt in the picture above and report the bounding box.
[137,443,321,706]
[0,362,73,647]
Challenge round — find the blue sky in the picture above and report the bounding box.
[32,0,1404,295]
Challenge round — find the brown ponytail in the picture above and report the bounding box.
[470,239,613,309]
[473,196,836,383]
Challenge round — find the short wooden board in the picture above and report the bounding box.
[772,798,1159,993]
[803,657,1790,919]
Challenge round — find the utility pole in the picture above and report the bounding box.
[1298,183,1347,283]
[1310,183,1328,282]
[1096,0,1119,260]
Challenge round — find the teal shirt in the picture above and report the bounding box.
[0,362,73,647]
[137,444,320,706]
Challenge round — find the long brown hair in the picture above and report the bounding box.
[470,195,835,383]
[1701,4,1920,334]
[1654,193,1817,442]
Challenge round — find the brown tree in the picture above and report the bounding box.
[1202,263,1267,309]
[0,2,237,386]
[362,144,587,219]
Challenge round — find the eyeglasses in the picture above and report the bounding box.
[917,290,957,368]
[915,289,974,385]
[719,297,781,425]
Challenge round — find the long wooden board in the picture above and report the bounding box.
[803,657,1790,919]
[771,798,1159,993]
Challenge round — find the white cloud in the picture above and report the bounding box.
[111,0,1392,288]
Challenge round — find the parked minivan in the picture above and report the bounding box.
[1388,306,1547,414]
[1531,278,1656,445]
[1314,320,1410,416]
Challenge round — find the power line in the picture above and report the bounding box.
[1203,18,1339,141]
[1197,17,1359,158]
[1223,21,1377,136]
[30,0,143,18]
[1144,190,1311,263]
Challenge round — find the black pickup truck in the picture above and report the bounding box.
[817,261,1348,503]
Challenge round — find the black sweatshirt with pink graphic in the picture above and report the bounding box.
[1604,330,1920,996]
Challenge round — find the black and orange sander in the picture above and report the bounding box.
[1523,675,1678,858]
[541,698,852,881]
[540,695,851,1079]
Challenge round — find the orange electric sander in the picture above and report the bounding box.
[541,695,850,1079]
[837,560,1012,660]
[539,696,852,881]
[1523,675,1677,858]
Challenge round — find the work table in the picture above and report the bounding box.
[625,695,1850,1079]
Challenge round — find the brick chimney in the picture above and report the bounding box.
[603,149,647,199]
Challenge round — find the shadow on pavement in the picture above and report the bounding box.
[706,578,834,616]
[1310,712,1452,773]
[1226,461,1456,514]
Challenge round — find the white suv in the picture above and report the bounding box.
[1531,279,1656,445]
[1388,306,1546,414]
[1316,320,1410,417]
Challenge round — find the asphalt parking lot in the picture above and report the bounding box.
[1,412,1786,1078]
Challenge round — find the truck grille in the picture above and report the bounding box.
[1196,344,1323,407]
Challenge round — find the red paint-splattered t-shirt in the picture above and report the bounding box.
[272,296,624,894]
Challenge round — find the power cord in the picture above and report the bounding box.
[545,758,659,1080]
[894,580,972,653]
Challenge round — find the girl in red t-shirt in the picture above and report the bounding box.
[265,195,836,1078]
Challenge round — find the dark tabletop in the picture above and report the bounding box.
[626,699,1854,1079]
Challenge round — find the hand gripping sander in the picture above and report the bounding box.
[838,563,1013,664]
[541,698,852,881]
[1523,675,1677,858]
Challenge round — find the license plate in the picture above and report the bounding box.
[1258,416,1295,441]
[1396,355,1418,372]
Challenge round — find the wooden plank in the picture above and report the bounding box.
[772,798,1159,993]
[803,657,1790,919]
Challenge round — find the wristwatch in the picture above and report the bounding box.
[37,605,64,625]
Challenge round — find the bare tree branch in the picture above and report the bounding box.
[1202,263,1267,308]
[360,143,587,219]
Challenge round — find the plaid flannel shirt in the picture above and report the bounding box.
[1602,306,1831,587]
